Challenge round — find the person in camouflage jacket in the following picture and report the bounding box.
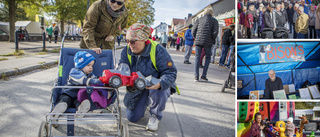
[80,0,128,54]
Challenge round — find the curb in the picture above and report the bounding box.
[0,61,58,79]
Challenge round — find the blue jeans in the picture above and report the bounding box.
[297,33,307,39]
[126,89,170,122]
[219,45,230,66]
[317,29,320,39]
[227,46,234,66]
[194,46,212,78]
[309,26,316,39]
[288,22,293,33]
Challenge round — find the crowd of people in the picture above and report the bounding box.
[238,0,320,39]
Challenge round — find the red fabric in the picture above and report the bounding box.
[251,122,260,137]
[244,12,254,28]
[239,12,246,25]
[251,122,277,137]
[176,37,180,44]
[152,36,156,41]
[145,39,151,45]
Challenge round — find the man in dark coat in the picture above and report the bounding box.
[264,3,276,31]
[286,4,294,33]
[219,25,235,68]
[264,70,283,99]
[192,7,219,82]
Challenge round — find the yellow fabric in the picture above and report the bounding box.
[295,13,309,34]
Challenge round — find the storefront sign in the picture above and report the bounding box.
[259,45,305,63]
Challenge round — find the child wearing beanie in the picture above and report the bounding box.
[286,117,295,137]
[51,51,101,127]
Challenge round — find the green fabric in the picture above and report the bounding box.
[46,26,53,35]
[59,65,63,77]
[149,39,158,71]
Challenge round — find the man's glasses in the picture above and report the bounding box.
[110,0,124,6]
[126,40,137,45]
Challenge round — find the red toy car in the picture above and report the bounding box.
[99,64,146,91]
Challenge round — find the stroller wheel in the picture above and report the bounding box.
[38,121,48,137]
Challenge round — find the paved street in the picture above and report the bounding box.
[0,41,235,136]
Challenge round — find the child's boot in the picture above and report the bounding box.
[76,99,91,118]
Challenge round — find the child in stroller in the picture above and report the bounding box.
[51,51,102,127]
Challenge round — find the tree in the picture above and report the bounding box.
[43,0,95,36]
[0,0,44,42]
[126,0,155,27]
[295,102,320,109]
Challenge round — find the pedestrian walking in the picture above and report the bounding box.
[79,0,128,54]
[160,32,168,49]
[117,35,121,46]
[211,34,220,64]
[219,25,235,68]
[296,6,309,38]
[308,4,317,39]
[245,5,255,38]
[184,24,194,64]
[53,23,60,43]
[239,7,247,37]
[316,4,320,38]
[176,37,180,51]
[192,7,219,82]
[46,24,53,43]
[226,25,235,69]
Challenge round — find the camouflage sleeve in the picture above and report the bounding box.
[82,1,101,49]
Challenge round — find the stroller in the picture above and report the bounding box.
[274,27,289,39]
[261,28,274,39]
[38,33,129,137]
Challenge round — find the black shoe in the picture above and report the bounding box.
[184,61,191,64]
[199,65,204,68]
[194,77,199,82]
[200,76,208,82]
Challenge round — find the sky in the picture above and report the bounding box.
[151,0,217,28]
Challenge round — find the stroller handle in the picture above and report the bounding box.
[54,86,115,90]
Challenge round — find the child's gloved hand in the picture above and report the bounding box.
[89,79,101,85]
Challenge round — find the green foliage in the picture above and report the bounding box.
[126,0,155,27]
[312,0,320,6]
[295,102,320,109]
[0,1,31,22]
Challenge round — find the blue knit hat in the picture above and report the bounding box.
[74,51,96,69]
